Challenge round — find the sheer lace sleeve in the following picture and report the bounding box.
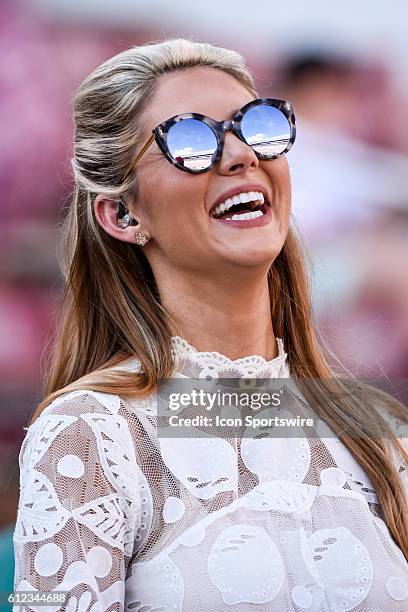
[12,391,142,611]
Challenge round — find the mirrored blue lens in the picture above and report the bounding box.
[241,104,291,157]
[167,118,218,170]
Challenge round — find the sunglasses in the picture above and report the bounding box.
[122,97,296,181]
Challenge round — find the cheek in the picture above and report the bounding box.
[270,158,291,193]
[143,168,208,229]
[263,159,292,222]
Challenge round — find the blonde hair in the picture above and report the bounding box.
[30,38,408,557]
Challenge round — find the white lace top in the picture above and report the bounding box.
[13,336,408,611]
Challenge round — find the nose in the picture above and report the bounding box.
[217,130,259,175]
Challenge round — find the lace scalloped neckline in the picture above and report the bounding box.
[170,335,286,366]
[170,335,290,379]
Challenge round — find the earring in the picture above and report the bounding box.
[117,200,148,245]
[135,232,149,246]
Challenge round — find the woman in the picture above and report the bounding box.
[13,39,408,611]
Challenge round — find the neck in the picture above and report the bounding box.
[158,269,277,361]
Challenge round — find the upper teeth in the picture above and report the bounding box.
[212,191,265,217]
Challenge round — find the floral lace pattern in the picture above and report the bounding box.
[12,337,408,611]
[170,335,290,378]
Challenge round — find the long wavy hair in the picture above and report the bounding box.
[29,38,408,558]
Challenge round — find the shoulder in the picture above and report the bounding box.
[20,390,141,493]
[21,390,125,461]
[19,388,144,520]
[42,388,124,418]
[15,388,145,558]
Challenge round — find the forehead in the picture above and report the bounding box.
[145,66,255,127]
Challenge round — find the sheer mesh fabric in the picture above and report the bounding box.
[13,336,408,611]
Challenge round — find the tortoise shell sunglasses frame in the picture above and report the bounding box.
[121,97,296,182]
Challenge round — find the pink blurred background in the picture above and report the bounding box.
[1,0,407,579]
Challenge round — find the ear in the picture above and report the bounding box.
[93,195,149,244]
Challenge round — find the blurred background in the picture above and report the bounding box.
[1,0,408,595]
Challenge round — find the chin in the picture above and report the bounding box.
[223,247,280,270]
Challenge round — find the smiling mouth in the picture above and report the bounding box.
[210,190,269,221]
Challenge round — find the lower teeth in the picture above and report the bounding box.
[225,209,264,221]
